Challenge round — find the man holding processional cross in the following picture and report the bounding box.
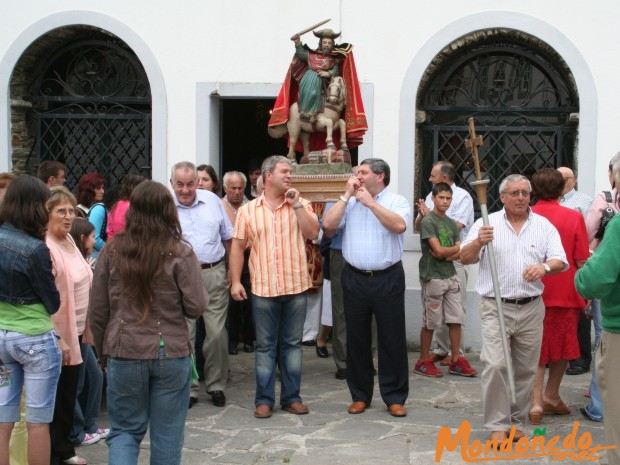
[460,120,568,442]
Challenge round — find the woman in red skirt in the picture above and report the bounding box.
[528,168,590,424]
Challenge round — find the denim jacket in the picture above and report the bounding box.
[0,223,60,314]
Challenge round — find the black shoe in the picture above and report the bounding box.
[243,343,254,353]
[316,345,329,358]
[207,390,226,407]
[228,342,238,355]
[188,396,197,409]
[335,368,347,380]
[566,365,589,375]
[302,340,316,347]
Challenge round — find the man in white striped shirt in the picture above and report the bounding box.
[461,174,568,443]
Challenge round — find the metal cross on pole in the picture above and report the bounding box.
[466,117,517,404]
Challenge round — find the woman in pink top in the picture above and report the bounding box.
[586,158,620,247]
[46,187,93,465]
[106,173,146,238]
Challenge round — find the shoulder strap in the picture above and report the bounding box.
[75,205,88,219]
[604,191,613,204]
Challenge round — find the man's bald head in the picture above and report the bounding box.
[557,166,576,195]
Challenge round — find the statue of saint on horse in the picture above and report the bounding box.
[268,24,367,163]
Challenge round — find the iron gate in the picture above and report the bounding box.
[418,37,579,216]
[420,112,576,213]
[27,38,152,189]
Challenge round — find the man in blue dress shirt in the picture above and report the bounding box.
[323,158,411,417]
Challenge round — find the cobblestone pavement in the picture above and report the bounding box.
[77,348,609,464]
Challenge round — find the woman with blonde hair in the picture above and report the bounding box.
[46,186,93,465]
[89,181,208,465]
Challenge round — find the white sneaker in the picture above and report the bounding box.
[80,432,100,445]
[96,428,110,439]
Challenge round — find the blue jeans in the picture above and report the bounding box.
[584,300,603,421]
[251,292,307,407]
[106,350,191,465]
[589,299,603,350]
[0,329,61,423]
[70,343,103,443]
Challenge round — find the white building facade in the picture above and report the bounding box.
[1,0,617,349]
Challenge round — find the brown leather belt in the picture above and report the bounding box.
[201,258,224,269]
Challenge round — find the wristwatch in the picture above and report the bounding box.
[542,263,551,274]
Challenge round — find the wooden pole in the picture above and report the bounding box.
[290,19,331,40]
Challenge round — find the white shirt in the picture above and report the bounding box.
[461,208,568,299]
[174,189,233,264]
[424,183,474,241]
[560,188,593,219]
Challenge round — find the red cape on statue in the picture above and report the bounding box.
[268,45,367,154]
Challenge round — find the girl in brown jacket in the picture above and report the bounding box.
[89,181,208,465]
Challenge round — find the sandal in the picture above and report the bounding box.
[543,400,571,415]
[528,411,544,424]
[62,456,87,465]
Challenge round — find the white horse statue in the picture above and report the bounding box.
[278,76,348,163]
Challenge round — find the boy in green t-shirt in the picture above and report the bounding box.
[415,182,477,378]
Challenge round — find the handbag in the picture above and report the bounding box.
[594,191,615,240]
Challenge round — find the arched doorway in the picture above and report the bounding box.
[11,26,151,190]
[416,30,579,215]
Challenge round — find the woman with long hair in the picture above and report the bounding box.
[0,175,62,465]
[46,186,94,465]
[89,181,208,465]
[76,173,107,256]
[106,173,146,238]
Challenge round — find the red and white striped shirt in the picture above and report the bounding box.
[234,195,314,297]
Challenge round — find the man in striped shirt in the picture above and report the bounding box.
[461,174,568,443]
[229,156,320,419]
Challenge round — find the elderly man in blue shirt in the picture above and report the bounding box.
[323,158,411,418]
[170,161,233,408]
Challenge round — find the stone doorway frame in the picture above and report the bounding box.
[196,82,374,175]
[397,12,597,249]
[0,11,166,181]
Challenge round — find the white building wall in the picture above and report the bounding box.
[1,0,617,348]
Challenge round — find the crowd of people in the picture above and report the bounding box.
[1,154,619,465]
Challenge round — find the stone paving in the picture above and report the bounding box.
[78,347,610,464]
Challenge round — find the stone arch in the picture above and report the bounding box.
[397,12,596,242]
[0,11,166,182]
[416,28,579,214]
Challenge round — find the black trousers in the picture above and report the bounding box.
[228,273,254,344]
[571,312,592,368]
[342,262,409,406]
[50,363,81,464]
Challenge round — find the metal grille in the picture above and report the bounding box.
[420,113,574,213]
[418,40,578,216]
[27,38,151,189]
